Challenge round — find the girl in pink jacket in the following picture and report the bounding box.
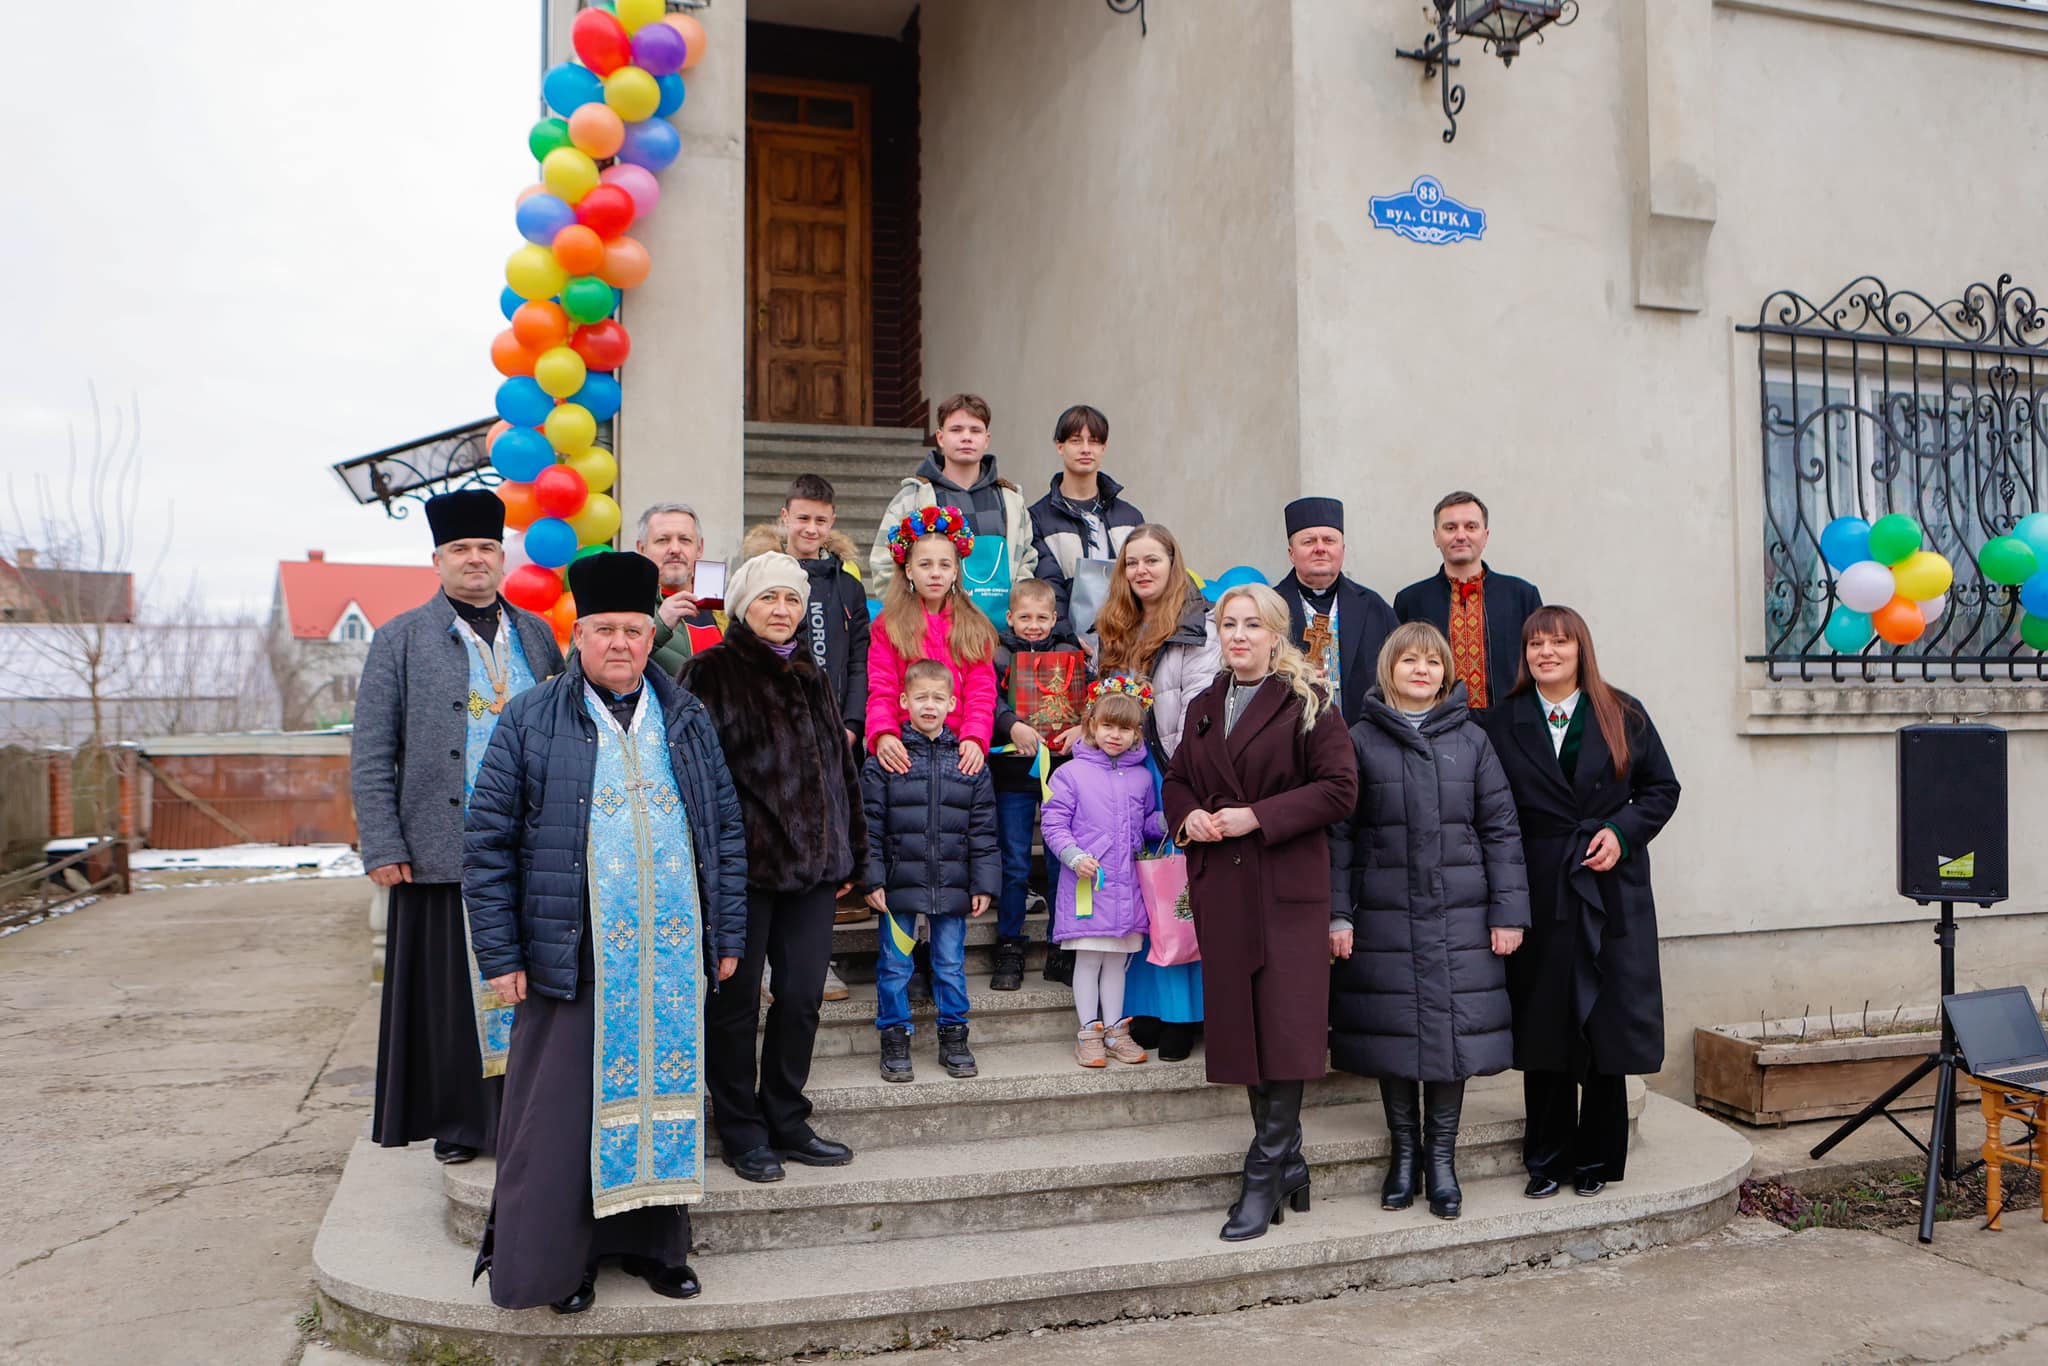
[866,506,999,777]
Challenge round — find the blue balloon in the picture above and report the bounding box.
[618,116,680,172]
[542,62,604,118]
[2016,512,2048,562]
[572,372,622,422]
[2020,570,2048,617]
[515,192,577,247]
[1819,516,1872,573]
[499,286,524,321]
[655,74,686,118]
[492,427,553,483]
[526,517,578,569]
[1824,607,1875,654]
[1211,564,1269,592]
[494,376,553,428]
[866,598,883,622]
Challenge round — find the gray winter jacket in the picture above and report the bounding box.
[348,592,563,883]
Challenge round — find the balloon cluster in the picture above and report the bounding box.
[485,0,707,644]
[1819,514,1955,651]
[1975,513,2048,651]
[1207,565,1269,593]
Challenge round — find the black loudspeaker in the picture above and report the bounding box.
[1897,724,2008,906]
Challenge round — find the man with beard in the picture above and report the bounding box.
[1272,496,1397,728]
[638,502,726,676]
[1394,491,1543,712]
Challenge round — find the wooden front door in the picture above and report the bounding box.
[746,78,870,426]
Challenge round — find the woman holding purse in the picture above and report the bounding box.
[1163,583,1357,1241]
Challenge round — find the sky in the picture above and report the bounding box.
[0,2,544,617]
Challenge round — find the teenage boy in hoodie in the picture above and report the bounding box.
[1027,404,1147,635]
[868,393,1038,598]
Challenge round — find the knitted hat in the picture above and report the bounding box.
[425,489,505,546]
[1283,496,1344,538]
[726,550,810,624]
[567,550,660,618]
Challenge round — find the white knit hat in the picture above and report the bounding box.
[726,550,811,624]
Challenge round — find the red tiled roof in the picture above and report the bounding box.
[276,558,441,639]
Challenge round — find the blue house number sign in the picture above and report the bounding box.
[1370,176,1487,246]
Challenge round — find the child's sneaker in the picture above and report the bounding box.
[1103,1018,1148,1065]
[1075,1022,1107,1068]
[878,1026,913,1083]
[937,1023,978,1078]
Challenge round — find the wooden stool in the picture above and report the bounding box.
[1971,1078,2046,1231]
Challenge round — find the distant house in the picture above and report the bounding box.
[0,622,279,746]
[0,549,135,624]
[270,551,438,728]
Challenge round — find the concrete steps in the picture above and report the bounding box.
[740,421,925,538]
[805,976,1073,1056]
[314,1091,1749,1364]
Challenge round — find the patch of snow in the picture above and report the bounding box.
[129,843,359,873]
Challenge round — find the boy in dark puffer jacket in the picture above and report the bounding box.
[862,659,1001,1083]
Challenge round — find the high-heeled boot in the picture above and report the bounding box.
[1221,1081,1310,1241]
[1422,1078,1466,1220]
[1379,1078,1422,1210]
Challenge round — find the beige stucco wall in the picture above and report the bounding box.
[917,0,1301,565]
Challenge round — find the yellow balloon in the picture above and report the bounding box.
[565,445,617,496]
[540,146,599,204]
[544,402,597,453]
[533,346,587,400]
[1891,549,1955,602]
[568,492,623,546]
[616,0,663,33]
[604,66,661,123]
[505,244,567,302]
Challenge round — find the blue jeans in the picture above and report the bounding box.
[876,911,969,1031]
[994,790,1045,941]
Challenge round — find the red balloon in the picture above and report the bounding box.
[571,9,632,76]
[504,563,564,613]
[511,300,570,351]
[574,185,636,240]
[534,463,591,517]
[497,480,542,530]
[570,320,631,372]
[491,329,536,378]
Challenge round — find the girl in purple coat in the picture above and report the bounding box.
[1041,678,1167,1067]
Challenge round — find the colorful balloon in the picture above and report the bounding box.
[1889,550,1953,603]
[515,191,576,246]
[654,73,686,119]
[511,300,571,352]
[491,329,536,378]
[568,103,626,159]
[597,235,650,289]
[1836,559,1896,614]
[604,66,661,122]
[2021,571,2048,617]
[542,62,605,117]
[2014,512,2048,562]
[534,345,588,399]
[570,320,631,371]
[545,402,597,453]
[562,275,617,325]
[549,591,577,645]
[2022,613,2048,651]
[574,185,636,241]
[525,517,579,569]
[571,7,632,75]
[618,116,680,171]
[550,223,606,276]
[1980,535,2040,586]
[499,286,525,321]
[568,492,623,546]
[505,560,566,609]
[535,463,591,517]
[632,21,688,77]
[1818,516,1872,574]
[495,376,553,428]
[1824,607,1874,654]
[540,146,600,204]
[1918,592,1948,623]
[497,480,543,530]
[1872,596,1926,646]
[664,12,708,69]
[565,444,617,495]
[617,0,664,34]
[492,427,554,483]
[528,117,572,163]
[600,163,661,219]
[1866,514,1923,566]
[571,373,622,422]
[485,419,511,451]
[505,243,567,301]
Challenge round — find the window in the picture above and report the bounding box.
[340,615,365,642]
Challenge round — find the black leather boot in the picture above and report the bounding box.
[990,937,1026,991]
[878,1025,913,1082]
[1221,1081,1310,1241]
[937,1023,978,1078]
[1423,1079,1466,1220]
[1379,1079,1422,1210]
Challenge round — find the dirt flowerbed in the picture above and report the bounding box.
[1740,1165,2043,1232]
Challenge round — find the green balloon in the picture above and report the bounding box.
[528,117,572,163]
[1979,535,2040,587]
[561,275,617,325]
[1867,513,1923,566]
[573,544,611,561]
[2022,613,2048,652]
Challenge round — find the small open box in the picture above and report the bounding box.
[691,558,727,612]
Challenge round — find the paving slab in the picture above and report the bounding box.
[1886,1213,2048,1294]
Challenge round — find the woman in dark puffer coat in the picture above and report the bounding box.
[1329,623,1530,1222]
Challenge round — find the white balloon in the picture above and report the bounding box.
[1837,560,1896,613]
[1917,592,1948,622]
[503,529,532,571]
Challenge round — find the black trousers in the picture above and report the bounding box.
[1522,1068,1630,1183]
[372,882,501,1151]
[705,880,838,1153]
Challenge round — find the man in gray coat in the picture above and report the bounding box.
[350,489,564,1164]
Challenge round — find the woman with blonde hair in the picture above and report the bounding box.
[1162,582,1357,1241]
[1329,622,1529,1221]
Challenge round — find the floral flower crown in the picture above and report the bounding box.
[1087,675,1155,710]
[888,505,976,565]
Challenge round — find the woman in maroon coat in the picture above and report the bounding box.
[1163,583,1358,1242]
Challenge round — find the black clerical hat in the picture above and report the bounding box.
[1284,496,1344,538]
[568,551,660,618]
[425,489,505,547]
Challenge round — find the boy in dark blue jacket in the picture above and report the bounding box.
[862,659,1000,1083]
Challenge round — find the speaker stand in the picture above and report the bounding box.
[1807,900,1982,1243]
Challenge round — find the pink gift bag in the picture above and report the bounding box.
[1137,847,1199,966]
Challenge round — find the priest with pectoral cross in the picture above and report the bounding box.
[1273,497,1397,727]
[464,551,750,1313]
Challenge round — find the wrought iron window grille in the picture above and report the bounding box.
[1739,275,2048,684]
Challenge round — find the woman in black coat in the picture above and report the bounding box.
[677,552,867,1186]
[1479,605,1681,1201]
[1330,623,1529,1221]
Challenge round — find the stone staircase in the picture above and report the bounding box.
[741,423,927,570]
[312,909,1753,1363]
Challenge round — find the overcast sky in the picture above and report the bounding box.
[0,2,541,616]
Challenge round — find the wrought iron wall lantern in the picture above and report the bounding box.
[1397,0,1576,144]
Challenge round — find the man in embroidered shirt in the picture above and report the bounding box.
[465,550,749,1314]
[1272,496,1396,726]
[1395,491,1543,710]
[350,489,562,1168]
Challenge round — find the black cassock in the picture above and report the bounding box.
[372,882,500,1152]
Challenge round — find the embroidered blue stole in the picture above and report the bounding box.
[582,684,706,1217]
[453,615,539,1078]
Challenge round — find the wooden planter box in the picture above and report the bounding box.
[1693,1008,1973,1127]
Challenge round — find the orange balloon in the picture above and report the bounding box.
[515,182,547,205]
[497,480,543,530]
[486,419,510,452]
[490,329,536,378]
[550,592,577,644]
[511,300,570,352]
[1872,595,1926,646]
[568,104,626,160]
[597,235,651,290]
[552,224,605,276]
[663,12,707,69]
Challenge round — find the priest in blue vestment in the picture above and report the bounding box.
[464,551,750,1314]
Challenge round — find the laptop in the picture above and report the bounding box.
[1945,987,2048,1091]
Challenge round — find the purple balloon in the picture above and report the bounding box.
[618,116,680,172]
[599,163,661,219]
[515,192,577,247]
[632,24,688,77]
